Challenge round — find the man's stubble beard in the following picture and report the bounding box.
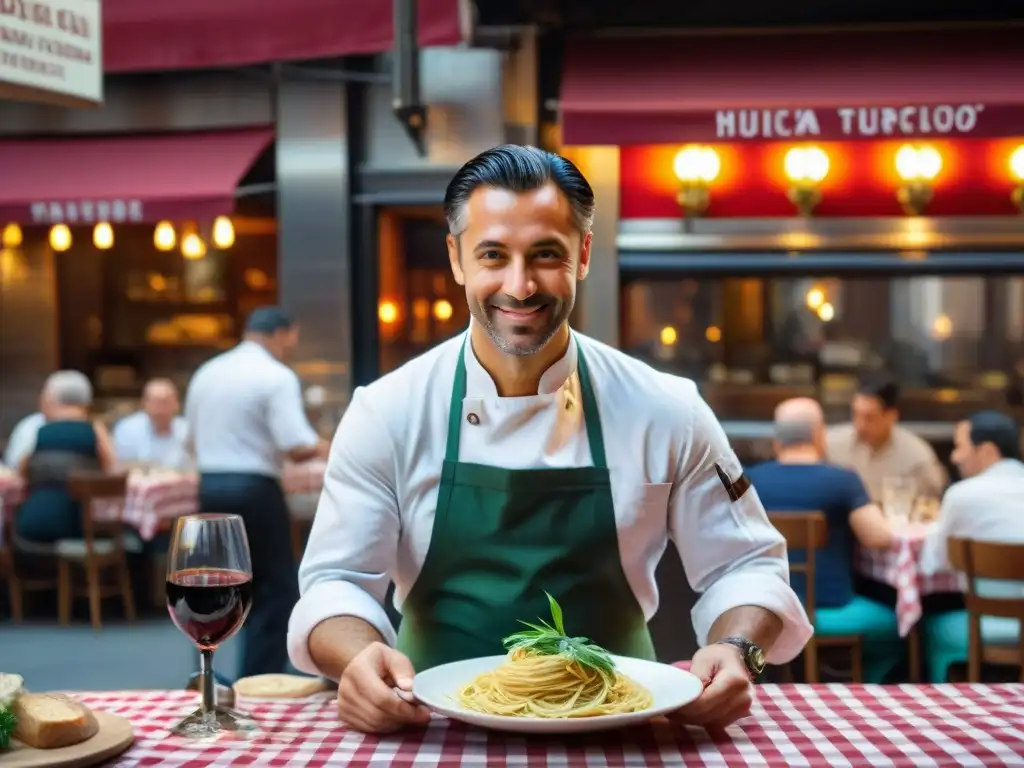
[468,295,575,357]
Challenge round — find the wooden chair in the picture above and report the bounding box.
[947,538,1024,682]
[4,498,63,623]
[63,472,140,629]
[770,512,865,682]
[1,501,23,620]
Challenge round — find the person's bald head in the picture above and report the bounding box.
[142,378,179,431]
[773,397,826,458]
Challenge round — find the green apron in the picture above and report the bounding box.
[396,336,656,670]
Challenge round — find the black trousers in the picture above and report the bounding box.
[199,472,298,679]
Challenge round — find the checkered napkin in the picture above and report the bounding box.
[75,680,1024,767]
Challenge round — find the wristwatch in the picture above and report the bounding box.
[715,637,767,678]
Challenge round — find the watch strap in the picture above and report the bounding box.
[714,636,767,677]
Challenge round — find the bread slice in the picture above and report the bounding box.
[13,693,99,749]
[233,674,330,699]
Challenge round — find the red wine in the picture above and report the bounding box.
[167,568,253,650]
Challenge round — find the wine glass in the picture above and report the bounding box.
[166,514,255,738]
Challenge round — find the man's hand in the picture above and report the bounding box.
[336,642,431,733]
[670,643,754,729]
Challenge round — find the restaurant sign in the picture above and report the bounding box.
[716,104,990,141]
[0,0,102,106]
[30,199,144,225]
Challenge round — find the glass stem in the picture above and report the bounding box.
[199,649,216,716]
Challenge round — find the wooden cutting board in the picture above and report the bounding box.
[4,711,135,768]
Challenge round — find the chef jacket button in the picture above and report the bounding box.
[467,413,480,425]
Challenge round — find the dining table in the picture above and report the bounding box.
[72,678,1024,767]
[0,461,327,543]
[854,521,962,637]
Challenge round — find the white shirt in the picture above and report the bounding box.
[112,411,190,469]
[4,412,45,467]
[288,330,812,674]
[920,459,1024,643]
[185,341,319,479]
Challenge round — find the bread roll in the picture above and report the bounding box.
[233,674,330,700]
[13,694,99,749]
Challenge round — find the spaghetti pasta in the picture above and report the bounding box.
[458,647,653,718]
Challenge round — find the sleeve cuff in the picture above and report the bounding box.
[691,568,813,665]
[287,580,398,678]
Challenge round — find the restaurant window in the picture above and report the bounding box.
[53,220,277,401]
[377,208,467,375]
[621,274,1024,422]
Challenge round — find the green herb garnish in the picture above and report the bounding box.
[502,592,616,676]
[0,704,16,750]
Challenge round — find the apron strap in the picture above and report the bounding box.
[445,333,610,468]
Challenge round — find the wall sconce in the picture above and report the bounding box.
[673,145,720,217]
[2,223,22,248]
[181,231,207,260]
[1010,145,1024,213]
[895,144,942,215]
[49,224,72,252]
[93,222,114,250]
[784,146,829,216]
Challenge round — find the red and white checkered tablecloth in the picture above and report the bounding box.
[0,462,326,543]
[854,524,962,637]
[72,681,1024,767]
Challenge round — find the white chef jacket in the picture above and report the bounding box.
[288,329,812,675]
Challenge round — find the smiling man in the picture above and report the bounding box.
[288,145,811,734]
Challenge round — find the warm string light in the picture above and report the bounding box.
[49,224,72,252]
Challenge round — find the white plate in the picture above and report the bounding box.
[413,654,703,734]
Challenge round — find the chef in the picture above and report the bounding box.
[289,145,812,734]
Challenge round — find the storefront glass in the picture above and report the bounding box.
[377,208,467,375]
[48,221,277,399]
[622,274,1024,422]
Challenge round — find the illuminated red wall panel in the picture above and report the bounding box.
[618,138,1024,219]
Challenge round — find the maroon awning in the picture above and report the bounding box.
[561,28,1024,145]
[103,0,466,73]
[0,128,273,225]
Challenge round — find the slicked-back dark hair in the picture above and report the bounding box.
[443,144,595,237]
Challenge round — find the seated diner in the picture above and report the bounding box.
[748,397,900,683]
[919,410,1024,682]
[112,378,190,470]
[15,371,117,543]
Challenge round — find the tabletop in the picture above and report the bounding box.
[77,682,1024,767]
[854,522,962,637]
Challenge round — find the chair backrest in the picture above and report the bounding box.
[67,471,129,546]
[947,538,1024,620]
[769,511,827,623]
[946,537,1024,681]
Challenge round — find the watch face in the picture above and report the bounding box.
[748,647,766,673]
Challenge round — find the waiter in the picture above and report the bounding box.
[289,145,812,733]
[186,307,328,677]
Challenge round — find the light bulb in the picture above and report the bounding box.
[673,145,721,183]
[93,222,114,249]
[181,233,206,260]
[2,223,23,248]
[49,224,72,252]
[154,221,176,251]
[212,216,235,249]
[432,299,453,321]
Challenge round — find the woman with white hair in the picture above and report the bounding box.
[16,370,117,543]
